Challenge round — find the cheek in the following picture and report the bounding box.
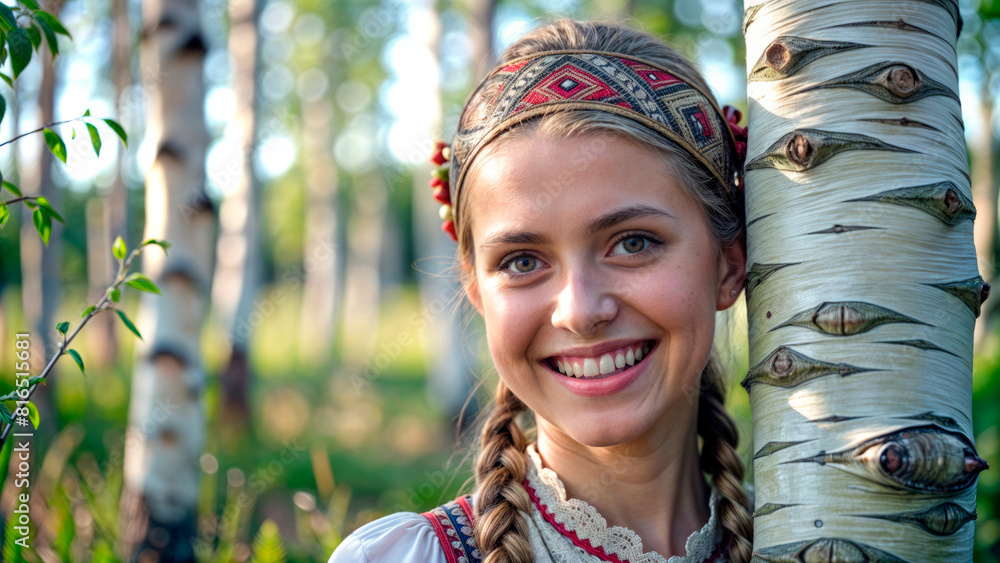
[480,285,543,367]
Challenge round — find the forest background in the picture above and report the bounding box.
[0,0,997,560]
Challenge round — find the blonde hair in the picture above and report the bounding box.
[456,17,753,563]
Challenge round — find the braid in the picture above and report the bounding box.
[697,356,754,563]
[473,380,534,563]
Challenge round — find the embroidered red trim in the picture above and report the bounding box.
[422,510,460,563]
[523,479,629,563]
[457,495,476,525]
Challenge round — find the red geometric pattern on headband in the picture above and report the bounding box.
[440,49,746,238]
[514,63,624,110]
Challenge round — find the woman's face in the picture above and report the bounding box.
[462,132,745,448]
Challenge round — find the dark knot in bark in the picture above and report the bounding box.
[883,64,921,97]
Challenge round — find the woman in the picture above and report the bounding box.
[331,17,754,563]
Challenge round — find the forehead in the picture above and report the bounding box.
[464,133,694,228]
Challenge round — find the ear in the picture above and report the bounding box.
[716,234,747,311]
[463,271,484,316]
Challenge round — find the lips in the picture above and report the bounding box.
[546,340,654,379]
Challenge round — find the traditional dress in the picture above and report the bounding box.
[329,444,752,562]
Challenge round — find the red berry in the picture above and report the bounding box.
[432,185,451,204]
[441,220,457,241]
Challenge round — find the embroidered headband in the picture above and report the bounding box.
[429,49,749,241]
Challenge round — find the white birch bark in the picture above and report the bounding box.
[212,0,261,430]
[341,173,386,360]
[298,94,343,364]
[743,1,985,561]
[119,0,214,557]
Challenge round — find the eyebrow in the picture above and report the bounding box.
[479,204,674,249]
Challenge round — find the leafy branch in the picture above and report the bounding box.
[0,109,127,245]
[0,0,127,246]
[0,236,171,449]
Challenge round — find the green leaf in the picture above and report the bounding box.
[86,122,100,156]
[115,309,142,340]
[20,0,40,10]
[23,198,36,209]
[0,4,15,32]
[34,11,69,38]
[109,288,120,302]
[34,18,56,56]
[0,203,7,230]
[0,92,5,128]
[56,321,68,335]
[26,376,43,387]
[83,108,90,116]
[66,348,84,376]
[26,401,39,429]
[24,23,39,52]
[35,195,63,223]
[32,207,50,246]
[102,118,127,147]
[112,235,126,260]
[125,274,161,294]
[140,239,171,255]
[250,519,287,563]
[6,26,31,78]
[42,128,66,163]
[0,403,11,426]
[0,73,11,88]
[70,127,75,139]
[2,182,19,197]
[81,305,95,318]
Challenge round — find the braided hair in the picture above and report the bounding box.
[457,16,754,563]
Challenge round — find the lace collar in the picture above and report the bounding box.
[523,444,724,563]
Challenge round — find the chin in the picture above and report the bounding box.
[560,413,651,448]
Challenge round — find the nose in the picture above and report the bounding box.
[550,266,619,337]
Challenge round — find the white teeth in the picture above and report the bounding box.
[599,354,615,375]
[555,343,653,379]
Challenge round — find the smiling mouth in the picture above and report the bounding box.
[544,340,655,380]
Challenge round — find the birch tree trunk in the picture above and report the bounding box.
[466,0,497,79]
[119,0,214,558]
[413,1,478,419]
[87,0,134,367]
[743,1,987,561]
[341,173,386,361]
[212,0,261,436]
[298,94,343,364]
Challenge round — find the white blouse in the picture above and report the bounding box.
[329,444,749,563]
